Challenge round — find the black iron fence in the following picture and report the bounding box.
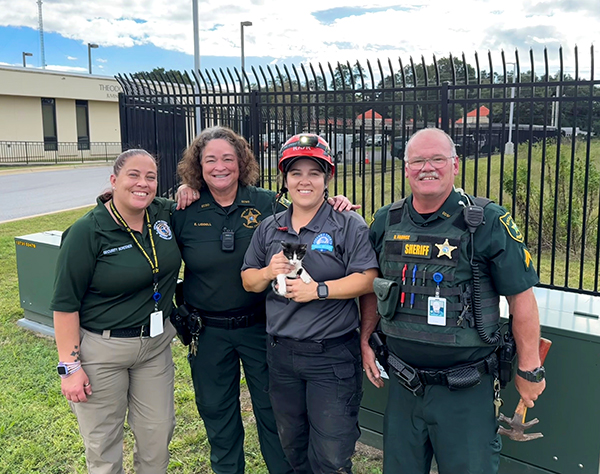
[0,141,122,165]
[117,46,600,295]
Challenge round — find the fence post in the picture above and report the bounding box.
[441,82,449,133]
[249,90,260,166]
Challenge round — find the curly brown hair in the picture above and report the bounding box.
[177,126,259,191]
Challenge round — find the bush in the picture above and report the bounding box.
[503,139,600,254]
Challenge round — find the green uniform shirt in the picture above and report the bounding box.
[50,197,182,330]
[171,185,287,313]
[370,190,539,368]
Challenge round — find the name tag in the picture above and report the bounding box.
[150,310,164,337]
[403,242,432,258]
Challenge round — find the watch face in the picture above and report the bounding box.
[57,365,68,375]
[318,283,328,299]
[533,367,546,382]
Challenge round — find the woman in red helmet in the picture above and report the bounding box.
[241,133,378,474]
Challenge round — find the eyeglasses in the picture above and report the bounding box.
[405,155,454,171]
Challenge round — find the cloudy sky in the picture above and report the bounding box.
[0,0,598,80]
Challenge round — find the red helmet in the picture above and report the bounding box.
[278,134,335,174]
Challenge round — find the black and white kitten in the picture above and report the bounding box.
[275,242,313,296]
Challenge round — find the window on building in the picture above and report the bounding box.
[41,98,57,151]
[76,100,90,150]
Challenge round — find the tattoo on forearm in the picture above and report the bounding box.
[70,345,80,362]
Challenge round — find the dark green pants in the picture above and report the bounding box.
[189,323,292,474]
[384,373,501,474]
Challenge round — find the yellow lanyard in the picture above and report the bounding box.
[110,200,161,308]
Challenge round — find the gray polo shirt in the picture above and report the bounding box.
[242,202,378,340]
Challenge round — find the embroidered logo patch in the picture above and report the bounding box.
[403,243,432,258]
[435,238,457,259]
[153,220,173,240]
[499,212,524,242]
[241,208,262,228]
[393,234,411,240]
[312,233,334,252]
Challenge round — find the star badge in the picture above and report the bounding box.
[435,239,457,259]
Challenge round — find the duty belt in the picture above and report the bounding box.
[269,330,357,353]
[388,351,498,396]
[191,305,266,330]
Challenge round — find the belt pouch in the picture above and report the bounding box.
[373,277,400,320]
[446,366,482,391]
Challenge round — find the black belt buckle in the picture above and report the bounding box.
[228,313,253,330]
[388,354,425,396]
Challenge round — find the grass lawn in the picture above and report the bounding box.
[0,208,383,473]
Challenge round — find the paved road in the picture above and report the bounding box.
[0,165,113,223]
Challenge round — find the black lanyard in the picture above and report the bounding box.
[110,200,162,309]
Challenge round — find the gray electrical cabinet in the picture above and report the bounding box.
[359,287,600,474]
[15,231,63,334]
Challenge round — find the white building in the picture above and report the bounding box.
[0,66,122,163]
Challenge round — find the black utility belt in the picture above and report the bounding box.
[191,306,266,330]
[269,330,357,353]
[388,351,498,396]
[83,325,150,338]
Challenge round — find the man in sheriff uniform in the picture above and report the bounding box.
[360,128,546,474]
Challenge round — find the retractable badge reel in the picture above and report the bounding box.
[427,272,446,326]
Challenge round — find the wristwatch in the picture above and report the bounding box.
[517,366,546,383]
[57,362,79,377]
[317,282,329,300]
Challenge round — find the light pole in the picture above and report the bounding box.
[22,52,33,67]
[240,21,252,91]
[504,62,516,155]
[87,43,99,75]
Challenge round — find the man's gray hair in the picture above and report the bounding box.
[404,128,457,161]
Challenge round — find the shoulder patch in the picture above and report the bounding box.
[499,212,524,243]
[523,248,533,270]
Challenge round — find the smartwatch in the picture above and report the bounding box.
[517,366,545,383]
[57,362,80,377]
[317,282,329,300]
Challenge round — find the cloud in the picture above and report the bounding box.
[43,64,88,73]
[0,0,597,78]
[67,56,77,60]
[97,58,108,63]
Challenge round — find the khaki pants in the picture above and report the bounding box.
[71,321,176,474]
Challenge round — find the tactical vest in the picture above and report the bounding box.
[379,197,500,347]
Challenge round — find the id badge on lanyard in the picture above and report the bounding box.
[427,272,446,326]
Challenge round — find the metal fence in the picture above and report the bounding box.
[116,46,600,295]
[0,141,122,165]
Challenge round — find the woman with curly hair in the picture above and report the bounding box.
[172,126,354,473]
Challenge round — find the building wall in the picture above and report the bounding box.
[90,101,121,142]
[0,95,43,141]
[55,98,77,142]
[0,66,121,144]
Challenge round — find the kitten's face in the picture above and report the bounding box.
[281,242,307,262]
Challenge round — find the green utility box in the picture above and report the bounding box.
[15,231,63,335]
[359,287,600,474]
